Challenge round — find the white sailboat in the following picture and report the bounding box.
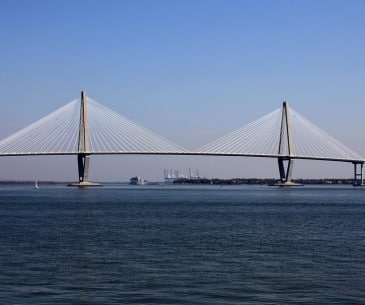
[35,180,39,189]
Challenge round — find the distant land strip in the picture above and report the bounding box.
[0,178,356,185]
[172,178,356,185]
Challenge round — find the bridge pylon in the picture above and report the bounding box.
[275,101,302,186]
[68,91,101,187]
[353,162,364,186]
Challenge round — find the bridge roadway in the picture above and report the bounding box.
[0,151,364,164]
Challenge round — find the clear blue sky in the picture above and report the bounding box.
[0,0,364,181]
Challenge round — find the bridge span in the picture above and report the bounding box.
[0,91,363,186]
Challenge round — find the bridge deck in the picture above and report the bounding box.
[0,151,363,163]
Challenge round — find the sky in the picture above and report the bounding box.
[0,0,365,182]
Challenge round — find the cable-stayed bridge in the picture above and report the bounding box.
[0,91,363,186]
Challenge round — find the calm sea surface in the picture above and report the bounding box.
[0,184,364,304]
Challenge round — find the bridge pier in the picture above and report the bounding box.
[353,162,364,186]
[68,91,101,187]
[278,157,293,182]
[275,157,301,186]
[77,153,90,183]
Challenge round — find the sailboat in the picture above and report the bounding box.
[35,180,39,189]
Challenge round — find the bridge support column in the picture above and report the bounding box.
[77,153,90,183]
[68,91,101,187]
[278,157,294,183]
[275,101,302,186]
[353,162,364,186]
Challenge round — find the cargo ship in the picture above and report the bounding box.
[129,176,147,185]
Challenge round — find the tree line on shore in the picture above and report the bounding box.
[173,178,356,185]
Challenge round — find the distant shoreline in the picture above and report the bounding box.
[0,178,357,185]
[172,178,356,185]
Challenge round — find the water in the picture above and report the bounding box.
[0,184,364,304]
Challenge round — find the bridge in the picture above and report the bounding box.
[0,91,364,186]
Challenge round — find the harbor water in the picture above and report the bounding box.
[0,184,364,304]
